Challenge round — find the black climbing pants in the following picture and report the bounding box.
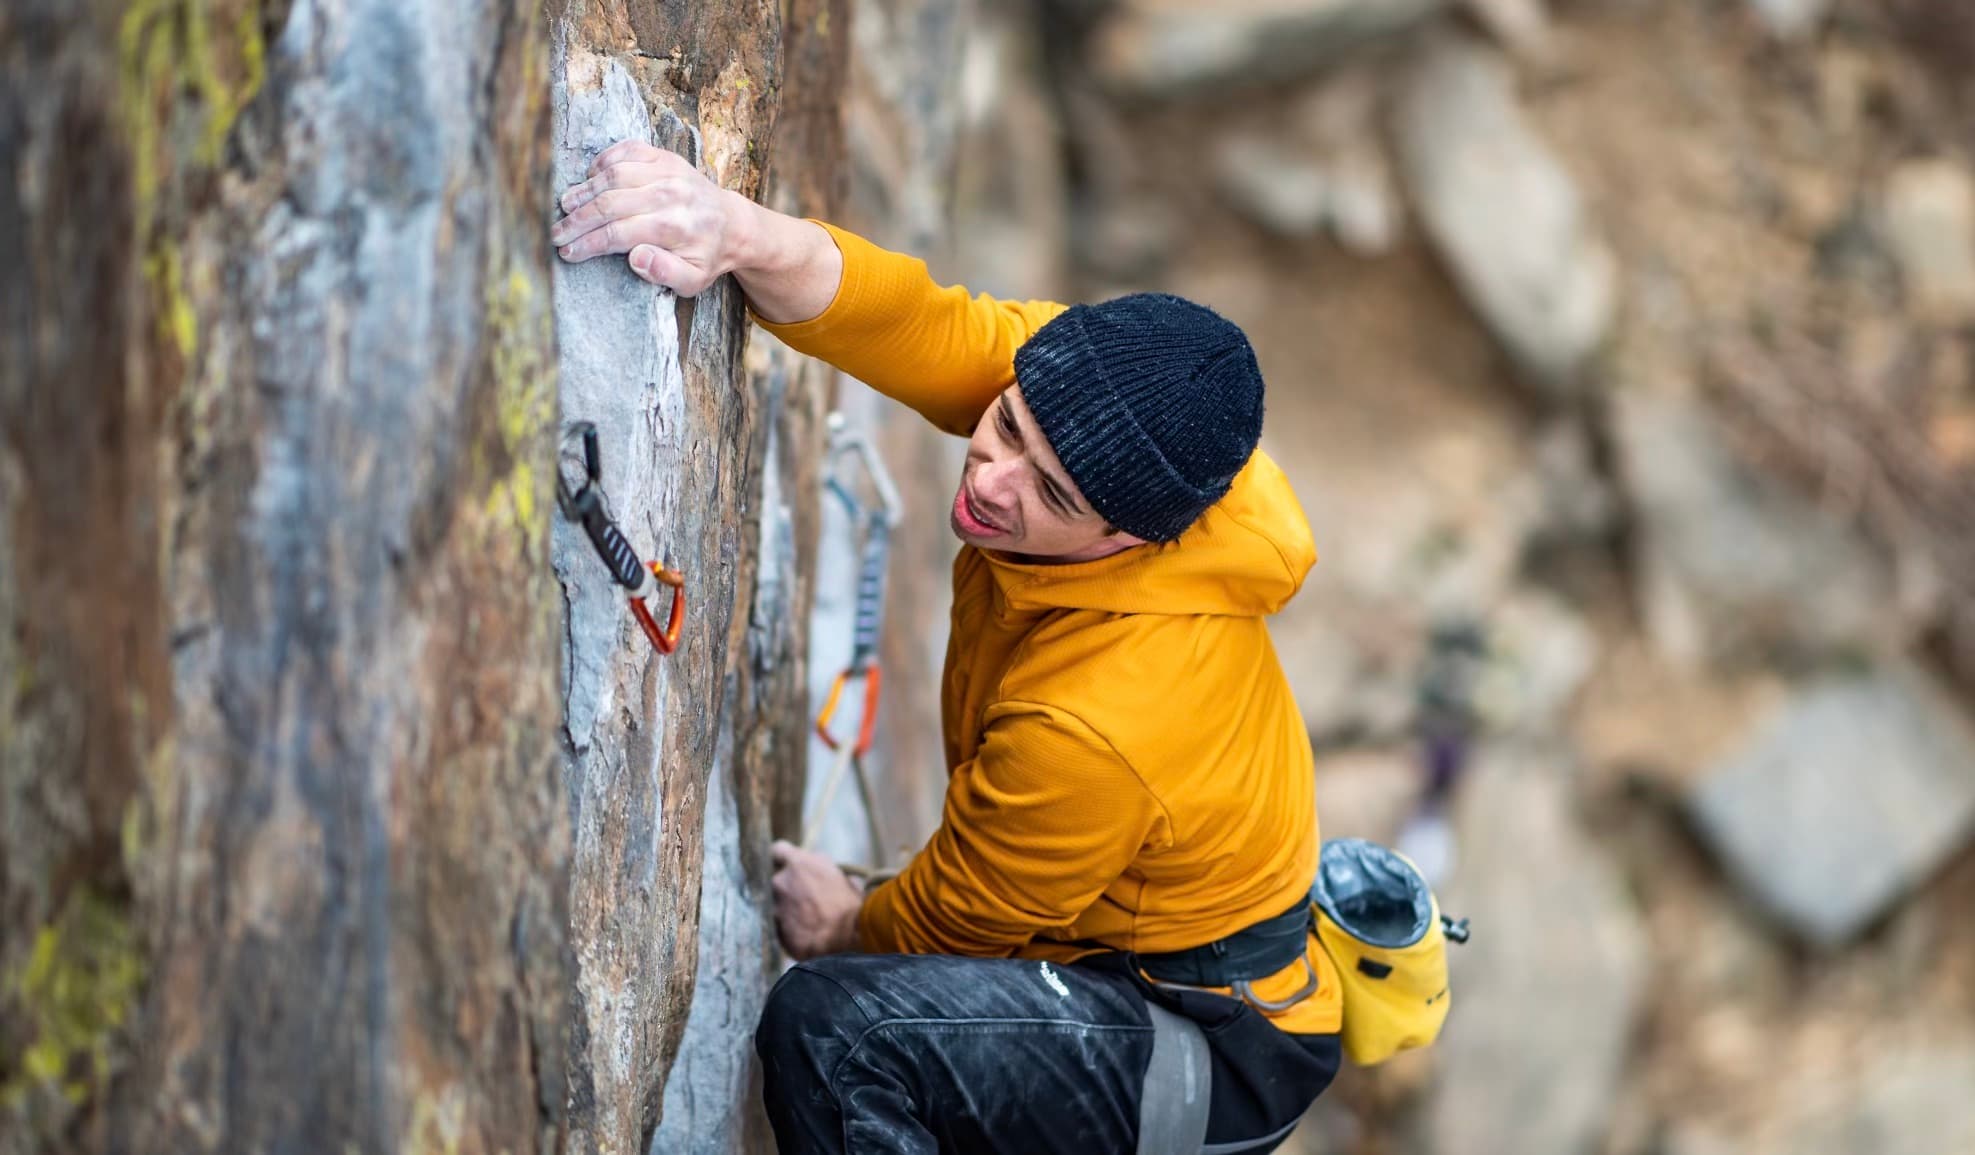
[754,952,1342,1155]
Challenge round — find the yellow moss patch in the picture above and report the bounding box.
[119,0,264,368]
[404,1084,467,1155]
[118,0,267,227]
[481,267,553,546]
[199,5,267,163]
[120,733,174,875]
[143,243,198,359]
[2,890,145,1108]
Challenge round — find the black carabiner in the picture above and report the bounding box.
[558,421,688,655]
[559,422,645,591]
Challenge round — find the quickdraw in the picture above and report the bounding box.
[813,412,903,755]
[802,413,902,857]
[557,421,687,655]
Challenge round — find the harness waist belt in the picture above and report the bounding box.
[1134,899,1310,988]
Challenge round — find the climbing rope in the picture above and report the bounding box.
[801,413,902,861]
[557,421,688,655]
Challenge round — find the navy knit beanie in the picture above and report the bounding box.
[1012,293,1265,543]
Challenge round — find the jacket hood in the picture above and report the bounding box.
[982,450,1316,617]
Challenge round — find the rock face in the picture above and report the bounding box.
[651,3,844,1145]
[1686,664,1975,946]
[2,0,568,1150]
[3,1,826,1151]
[1392,29,1617,396]
[548,2,837,1151]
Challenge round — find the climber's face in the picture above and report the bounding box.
[954,386,1145,562]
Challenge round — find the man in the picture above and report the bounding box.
[553,141,1341,1154]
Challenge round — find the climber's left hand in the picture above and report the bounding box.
[770,839,864,960]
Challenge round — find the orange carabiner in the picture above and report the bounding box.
[815,664,883,756]
[629,561,687,654]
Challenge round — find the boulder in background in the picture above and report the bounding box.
[1392,29,1618,396]
[1609,389,1898,669]
[1881,158,1975,327]
[1687,663,1975,947]
[1091,0,1449,100]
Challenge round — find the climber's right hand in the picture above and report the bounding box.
[550,139,844,323]
[551,140,750,296]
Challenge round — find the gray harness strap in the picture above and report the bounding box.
[1136,1003,1212,1155]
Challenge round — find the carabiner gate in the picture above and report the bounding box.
[630,561,687,655]
[816,664,883,756]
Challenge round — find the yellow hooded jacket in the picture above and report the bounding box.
[761,224,1341,1036]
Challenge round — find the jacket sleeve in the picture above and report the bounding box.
[753,222,1069,438]
[857,701,1168,957]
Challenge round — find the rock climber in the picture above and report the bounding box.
[552,141,1341,1154]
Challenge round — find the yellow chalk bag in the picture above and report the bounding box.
[1310,838,1465,1066]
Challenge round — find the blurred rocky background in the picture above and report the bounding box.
[829,0,1975,1151]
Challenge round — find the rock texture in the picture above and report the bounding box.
[651,2,844,1145]
[4,1,829,1151]
[546,2,838,1151]
[1687,664,1975,946]
[1393,29,1617,395]
[1091,0,1450,100]
[1882,158,1975,326]
[1609,389,1896,668]
[2,0,568,1150]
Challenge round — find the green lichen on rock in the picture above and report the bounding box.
[118,0,265,364]
[2,890,145,1109]
[118,0,266,226]
[142,242,198,359]
[118,747,170,877]
[482,265,555,547]
[403,1084,468,1155]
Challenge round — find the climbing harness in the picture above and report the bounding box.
[1136,1003,1211,1155]
[1133,840,1469,1043]
[801,413,902,859]
[1129,844,1471,1152]
[557,421,687,655]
